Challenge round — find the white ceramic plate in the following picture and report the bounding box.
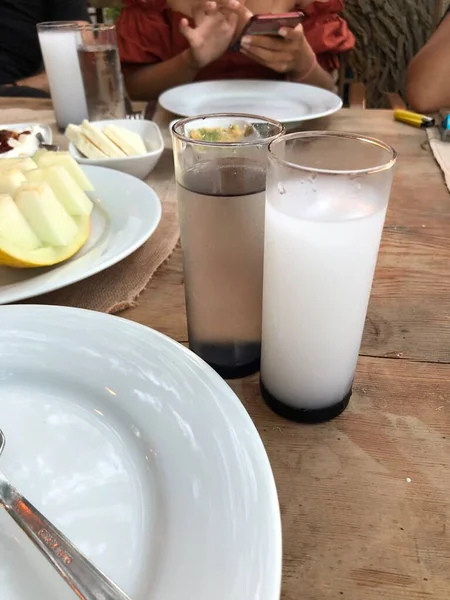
[0,305,282,600]
[0,122,52,158]
[0,165,161,305]
[159,79,342,123]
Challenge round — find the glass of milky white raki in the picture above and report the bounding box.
[260,132,396,424]
[37,21,89,130]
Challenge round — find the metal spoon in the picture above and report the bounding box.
[0,428,132,600]
[36,131,59,151]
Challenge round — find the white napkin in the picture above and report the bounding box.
[427,125,450,192]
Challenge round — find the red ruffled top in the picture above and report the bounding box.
[117,0,354,78]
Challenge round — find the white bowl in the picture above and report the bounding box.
[68,119,164,180]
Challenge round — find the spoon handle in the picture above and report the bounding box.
[0,474,132,600]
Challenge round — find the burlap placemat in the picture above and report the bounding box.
[2,107,180,314]
[427,125,450,193]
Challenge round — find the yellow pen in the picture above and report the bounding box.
[394,109,435,128]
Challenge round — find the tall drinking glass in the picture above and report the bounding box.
[173,114,284,379]
[261,132,396,422]
[37,22,89,130]
[77,24,126,121]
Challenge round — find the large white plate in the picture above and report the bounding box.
[0,166,161,305]
[159,79,342,123]
[0,305,282,600]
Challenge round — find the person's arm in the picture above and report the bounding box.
[121,2,240,101]
[15,72,49,93]
[296,0,354,90]
[293,67,334,90]
[288,54,335,90]
[406,13,450,113]
[239,27,335,91]
[123,50,201,101]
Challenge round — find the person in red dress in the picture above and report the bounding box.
[117,0,354,100]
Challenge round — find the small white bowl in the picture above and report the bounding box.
[68,119,164,180]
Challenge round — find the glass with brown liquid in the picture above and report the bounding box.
[172,114,284,379]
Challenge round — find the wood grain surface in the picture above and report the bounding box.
[1,99,449,599]
[136,107,450,599]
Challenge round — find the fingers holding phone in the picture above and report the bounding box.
[240,24,316,76]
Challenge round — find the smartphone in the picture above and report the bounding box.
[231,12,305,52]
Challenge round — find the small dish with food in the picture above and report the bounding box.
[0,124,53,159]
[67,119,164,180]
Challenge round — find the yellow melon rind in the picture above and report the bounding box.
[0,216,90,268]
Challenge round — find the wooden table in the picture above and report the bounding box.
[2,99,450,599]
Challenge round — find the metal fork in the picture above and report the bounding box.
[126,111,145,120]
[124,96,145,120]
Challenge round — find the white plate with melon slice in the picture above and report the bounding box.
[0,151,161,304]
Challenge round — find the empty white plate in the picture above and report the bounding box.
[0,165,161,304]
[0,305,281,600]
[159,79,342,123]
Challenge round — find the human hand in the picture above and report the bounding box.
[216,0,316,77]
[240,24,316,77]
[180,1,240,68]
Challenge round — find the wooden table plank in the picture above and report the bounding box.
[230,356,450,600]
[120,108,450,363]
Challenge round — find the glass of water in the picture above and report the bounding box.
[261,132,396,423]
[172,114,284,379]
[37,21,89,130]
[76,23,126,121]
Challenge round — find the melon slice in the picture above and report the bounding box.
[14,182,78,246]
[0,157,37,172]
[0,216,89,268]
[35,151,94,191]
[33,148,48,163]
[0,149,94,269]
[26,166,93,216]
[0,194,41,251]
[0,169,27,196]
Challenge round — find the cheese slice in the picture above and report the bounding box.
[103,125,147,156]
[65,124,107,159]
[80,120,126,158]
